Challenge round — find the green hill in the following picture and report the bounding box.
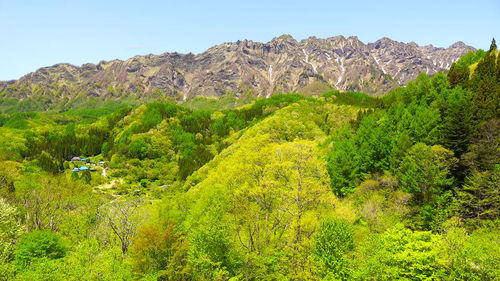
[0,41,498,280]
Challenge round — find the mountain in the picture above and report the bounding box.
[0,35,474,102]
[0,40,498,280]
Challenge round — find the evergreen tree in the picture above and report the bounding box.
[80,170,91,184]
[469,46,499,123]
[497,55,500,84]
[440,97,474,158]
[458,119,500,221]
[489,38,496,52]
[458,170,500,221]
[448,63,470,89]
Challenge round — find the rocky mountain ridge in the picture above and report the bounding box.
[0,35,475,101]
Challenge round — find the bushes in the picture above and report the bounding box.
[322,90,381,107]
[314,218,354,280]
[354,224,440,280]
[129,221,189,279]
[14,230,67,271]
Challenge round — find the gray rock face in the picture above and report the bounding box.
[0,35,475,100]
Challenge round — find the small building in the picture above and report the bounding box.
[99,161,105,165]
[89,168,96,171]
[79,166,89,171]
[81,158,87,162]
[71,157,81,161]
[72,168,79,172]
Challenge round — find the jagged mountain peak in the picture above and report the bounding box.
[0,35,475,101]
[449,41,468,48]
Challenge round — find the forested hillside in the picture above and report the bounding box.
[0,40,498,280]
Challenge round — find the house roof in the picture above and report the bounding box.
[79,166,89,171]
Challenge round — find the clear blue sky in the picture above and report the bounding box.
[1,0,498,80]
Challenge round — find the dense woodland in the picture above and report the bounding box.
[0,40,498,280]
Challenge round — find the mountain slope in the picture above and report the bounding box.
[0,35,474,102]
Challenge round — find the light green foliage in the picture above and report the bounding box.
[14,239,132,281]
[129,221,189,279]
[437,221,500,281]
[354,224,441,280]
[96,198,147,255]
[0,160,21,197]
[185,185,237,279]
[454,50,487,69]
[0,199,23,263]
[314,218,354,280]
[348,176,411,232]
[59,239,132,281]
[182,93,256,111]
[0,47,498,280]
[188,130,336,278]
[0,129,26,161]
[14,174,93,232]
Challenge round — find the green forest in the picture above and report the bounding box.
[0,41,498,280]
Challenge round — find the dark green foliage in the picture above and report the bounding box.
[327,135,360,197]
[170,126,197,179]
[327,96,442,197]
[80,170,92,184]
[0,42,498,280]
[458,119,500,221]
[127,137,149,160]
[489,38,496,52]
[349,108,374,130]
[70,171,79,181]
[440,97,474,158]
[0,114,7,126]
[396,144,456,205]
[180,110,212,134]
[448,63,470,88]
[141,102,184,132]
[448,49,487,88]
[462,119,500,172]
[3,112,40,129]
[5,98,48,113]
[467,48,499,124]
[458,170,500,221]
[37,150,62,174]
[14,230,67,271]
[22,121,108,171]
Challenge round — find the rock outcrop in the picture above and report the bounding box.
[0,35,475,100]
